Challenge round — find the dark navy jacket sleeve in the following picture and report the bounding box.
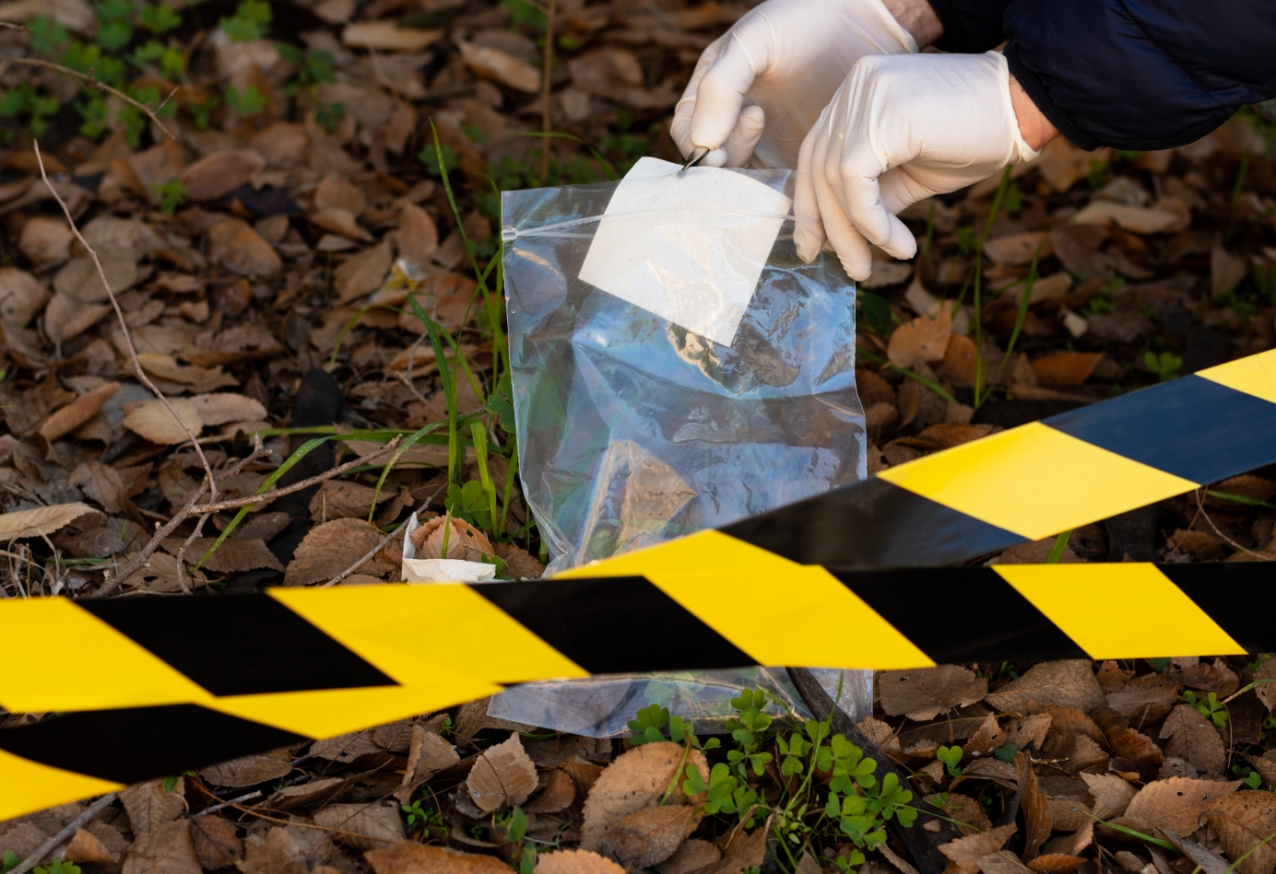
[926,0,1276,152]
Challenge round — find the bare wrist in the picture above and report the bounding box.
[881,0,943,48]
[1009,73,1059,152]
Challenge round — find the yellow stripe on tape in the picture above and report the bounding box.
[993,563,1244,659]
[1197,348,1276,404]
[568,531,934,670]
[207,681,498,740]
[0,748,122,821]
[0,600,210,713]
[270,584,588,686]
[878,422,1198,541]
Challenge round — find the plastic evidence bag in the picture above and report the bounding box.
[491,157,871,736]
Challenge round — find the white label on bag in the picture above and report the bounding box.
[577,157,792,347]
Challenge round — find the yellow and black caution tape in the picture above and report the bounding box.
[2,349,1275,819]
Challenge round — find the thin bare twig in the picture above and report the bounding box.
[95,445,271,597]
[1193,488,1275,561]
[8,791,119,874]
[7,57,176,138]
[35,141,221,592]
[321,523,406,587]
[187,436,402,515]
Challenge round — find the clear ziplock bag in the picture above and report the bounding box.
[491,158,871,735]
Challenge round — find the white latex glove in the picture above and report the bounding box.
[794,51,1040,281]
[670,0,917,170]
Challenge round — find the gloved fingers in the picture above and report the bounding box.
[876,166,933,216]
[793,125,826,263]
[810,132,872,280]
[689,28,766,156]
[834,150,917,261]
[721,104,766,167]
[671,36,726,159]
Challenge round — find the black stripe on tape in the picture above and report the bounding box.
[841,567,1088,663]
[1158,562,1276,653]
[1046,376,1276,484]
[0,705,305,784]
[722,478,1022,569]
[83,596,396,696]
[471,576,753,674]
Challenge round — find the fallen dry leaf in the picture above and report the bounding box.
[412,514,495,561]
[698,823,769,874]
[285,517,396,586]
[1017,754,1052,860]
[495,541,547,579]
[207,218,282,278]
[310,480,388,521]
[38,381,119,442]
[459,41,540,92]
[0,502,96,540]
[1080,772,1137,819]
[179,149,266,201]
[939,823,1018,874]
[984,661,1105,713]
[122,819,200,874]
[598,804,702,869]
[200,749,292,789]
[880,665,988,720]
[398,202,439,270]
[1072,199,1187,234]
[1026,855,1085,874]
[1126,776,1242,836]
[0,266,49,326]
[403,723,460,783]
[190,815,243,870]
[122,777,187,834]
[137,352,237,392]
[367,841,512,874]
[526,768,577,814]
[1031,352,1104,387]
[187,392,267,426]
[343,20,441,51]
[1253,658,1276,712]
[1160,705,1225,776]
[657,840,721,874]
[122,398,204,444]
[927,793,991,836]
[65,828,116,864]
[984,231,1051,265]
[313,801,405,850]
[1253,752,1276,788]
[580,742,709,851]
[239,826,317,874]
[19,215,73,267]
[536,850,626,874]
[1091,706,1164,779]
[336,241,392,303]
[1107,672,1179,724]
[315,172,366,214]
[888,306,952,369]
[467,733,540,812]
[979,851,1036,874]
[1205,791,1276,874]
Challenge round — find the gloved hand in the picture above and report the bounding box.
[794,51,1040,281]
[670,0,917,170]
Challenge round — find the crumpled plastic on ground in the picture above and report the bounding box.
[488,162,871,736]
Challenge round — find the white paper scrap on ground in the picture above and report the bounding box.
[577,156,792,347]
[398,511,496,583]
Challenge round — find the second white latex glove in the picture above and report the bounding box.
[670,0,917,170]
[794,51,1039,280]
